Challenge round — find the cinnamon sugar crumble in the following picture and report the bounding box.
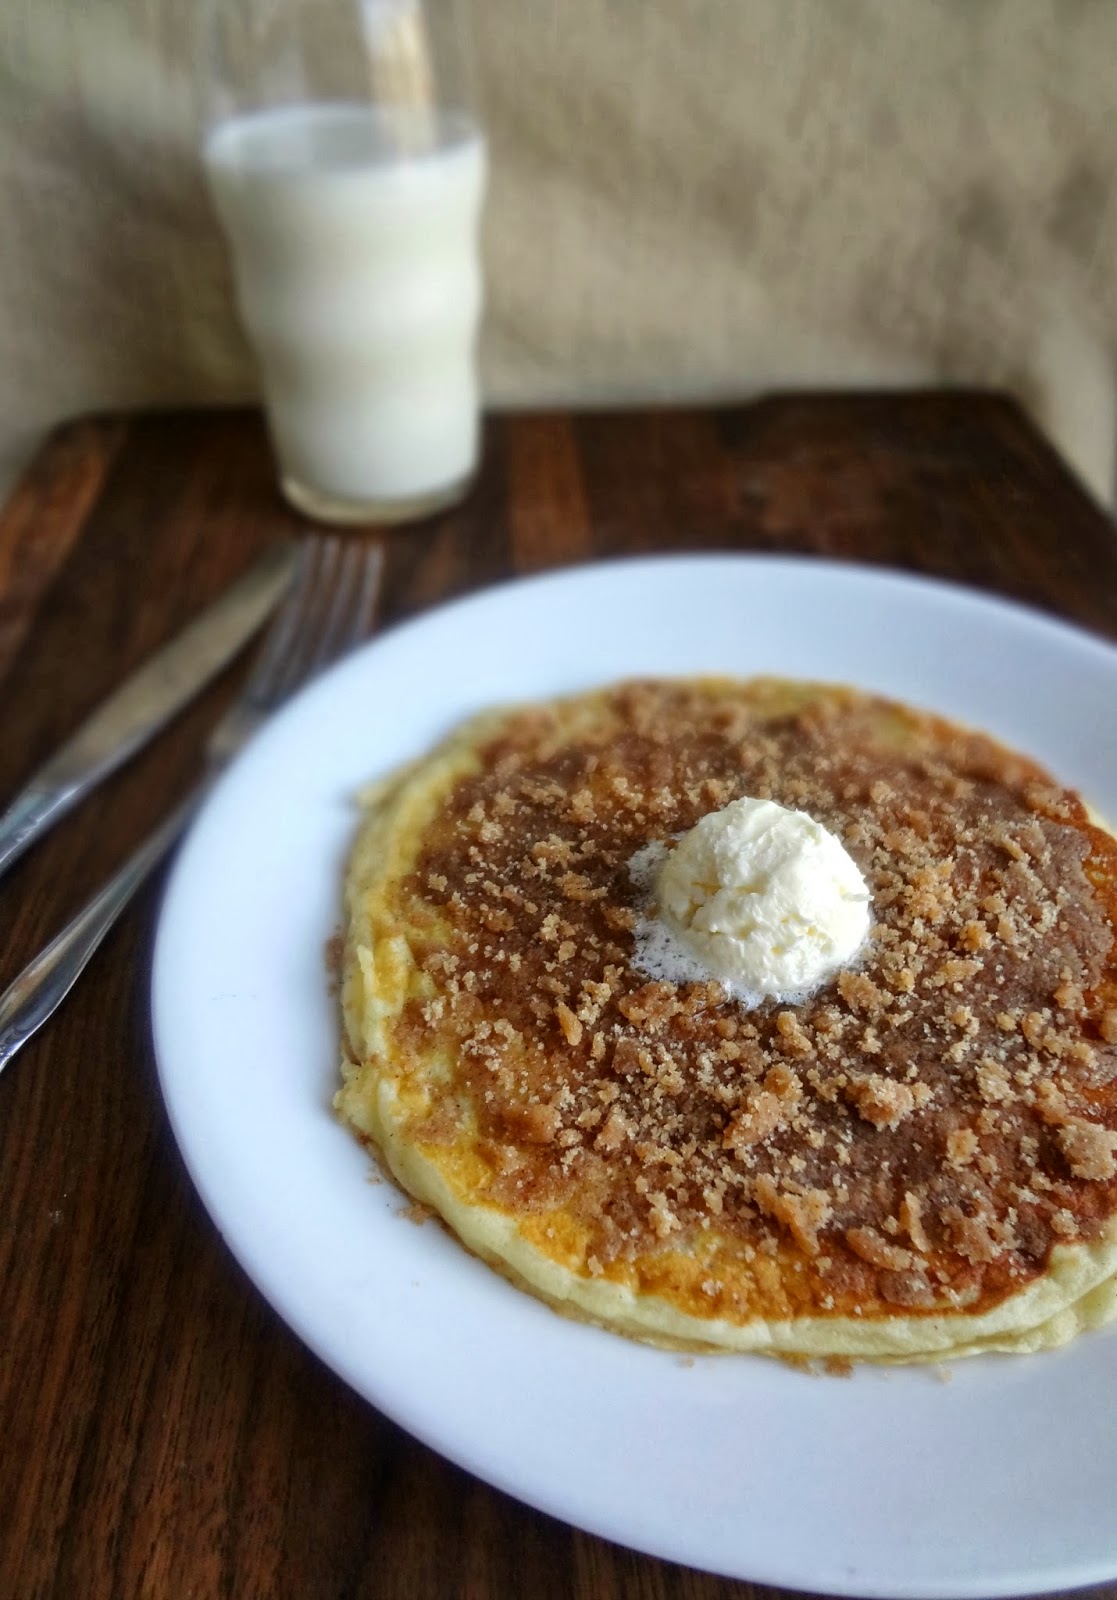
[1058,1122,1117,1182]
[946,1127,979,1167]
[846,1227,914,1272]
[392,680,1117,1318]
[845,1074,917,1131]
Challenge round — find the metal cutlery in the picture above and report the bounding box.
[0,540,296,882]
[0,534,384,1074]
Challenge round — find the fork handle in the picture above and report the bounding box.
[0,790,201,1075]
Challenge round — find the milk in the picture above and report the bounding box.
[205,104,486,519]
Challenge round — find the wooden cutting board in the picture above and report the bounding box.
[1,394,1116,1600]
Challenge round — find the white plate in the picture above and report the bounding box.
[152,555,1117,1599]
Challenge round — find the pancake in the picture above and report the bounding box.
[335,678,1117,1360]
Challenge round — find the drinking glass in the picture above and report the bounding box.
[201,0,486,525]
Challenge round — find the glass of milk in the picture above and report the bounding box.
[201,0,486,525]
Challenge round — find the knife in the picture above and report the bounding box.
[0,540,295,881]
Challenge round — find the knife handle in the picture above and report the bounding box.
[0,784,80,879]
[0,790,200,1075]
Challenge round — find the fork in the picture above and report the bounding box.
[0,534,384,1075]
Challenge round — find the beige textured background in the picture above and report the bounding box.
[1,1,1116,502]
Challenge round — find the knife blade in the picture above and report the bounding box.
[0,540,295,881]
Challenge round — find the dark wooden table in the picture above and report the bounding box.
[3,395,1117,1600]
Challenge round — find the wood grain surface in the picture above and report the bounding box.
[2,395,1116,1600]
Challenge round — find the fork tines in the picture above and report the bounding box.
[245,535,385,711]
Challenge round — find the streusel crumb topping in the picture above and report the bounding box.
[391,680,1117,1320]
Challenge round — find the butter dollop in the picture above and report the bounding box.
[635,796,870,1004]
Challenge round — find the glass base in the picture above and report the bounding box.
[280,472,473,527]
